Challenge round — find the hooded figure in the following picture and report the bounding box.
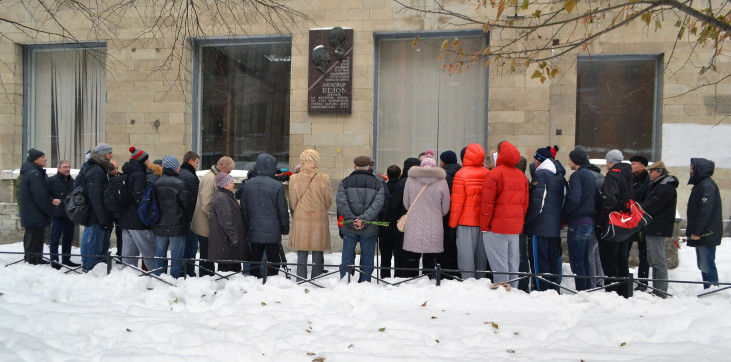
[241,153,290,277]
[686,158,722,289]
[480,141,530,288]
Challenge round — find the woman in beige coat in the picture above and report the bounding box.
[289,149,332,280]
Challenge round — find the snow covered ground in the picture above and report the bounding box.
[1,239,730,361]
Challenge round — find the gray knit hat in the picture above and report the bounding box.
[94,143,113,155]
[605,149,624,164]
[215,172,233,188]
[161,155,180,170]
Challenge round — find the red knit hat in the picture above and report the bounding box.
[129,147,149,163]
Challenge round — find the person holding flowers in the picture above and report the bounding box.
[289,149,332,281]
[336,155,386,282]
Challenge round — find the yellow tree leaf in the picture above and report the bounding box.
[520,0,529,10]
[655,19,662,29]
[411,37,418,47]
[496,0,506,20]
[641,12,651,25]
[530,69,543,79]
[565,0,577,14]
[540,76,546,84]
[440,39,449,51]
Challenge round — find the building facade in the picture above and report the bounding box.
[0,0,729,223]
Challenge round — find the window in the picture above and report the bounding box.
[24,44,107,167]
[375,32,488,170]
[576,54,662,160]
[194,38,291,170]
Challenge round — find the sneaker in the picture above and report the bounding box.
[63,261,81,267]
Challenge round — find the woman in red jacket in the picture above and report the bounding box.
[448,143,489,279]
[480,141,530,288]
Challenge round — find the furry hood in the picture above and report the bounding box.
[89,152,114,172]
[408,165,446,184]
[148,163,163,176]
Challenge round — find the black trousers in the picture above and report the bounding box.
[196,234,215,277]
[250,243,281,277]
[437,218,460,279]
[599,240,630,298]
[24,226,46,264]
[378,234,396,278]
[626,231,649,285]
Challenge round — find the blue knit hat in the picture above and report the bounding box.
[534,147,552,161]
[162,155,180,170]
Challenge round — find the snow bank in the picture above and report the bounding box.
[0,240,729,361]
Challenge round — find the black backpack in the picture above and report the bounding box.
[104,174,131,212]
[65,185,90,224]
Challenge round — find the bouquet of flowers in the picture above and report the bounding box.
[673,237,687,249]
[338,215,389,228]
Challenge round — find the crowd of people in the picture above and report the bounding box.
[16,141,723,295]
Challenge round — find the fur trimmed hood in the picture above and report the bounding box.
[408,166,446,184]
[89,152,114,172]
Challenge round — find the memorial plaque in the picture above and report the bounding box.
[308,27,353,114]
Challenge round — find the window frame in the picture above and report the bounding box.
[372,30,490,170]
[22,42,107,164]
[191,35,293,167]
[575,53,664,160]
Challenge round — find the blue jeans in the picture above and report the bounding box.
[695,245,718,289]
[340,234,377,282]
[155,235,186,278]
[50,217,75,263]
[533,236,562,291]
[80,224,111,271]
[567,224,594,291]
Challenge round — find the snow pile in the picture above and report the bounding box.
[0,239,729,361]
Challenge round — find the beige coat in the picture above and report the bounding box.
[191,165,220,237]
[288,161,332,251]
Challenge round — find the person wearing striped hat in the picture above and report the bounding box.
[152,155,190,278]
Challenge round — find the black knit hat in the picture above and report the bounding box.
[534,147,552,161]
[440,150,458,165]
[629,155,649,167]
[569,147,590,166]
[27,148,45,163]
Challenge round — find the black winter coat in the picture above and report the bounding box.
[686,158,723,247]
[381,178,402,235]
[563,165,597,224]
[389,158,421,228]
[525,160,565,237]
[336,169,386,236]
[47,172,74,219]
[633,170,651,202]
[153,168,190,237]
[119,159,150,230]
[641,174,678,237]
[209,187,249,262]
[241,153,290,244]
[84,153,114,226]
[19,162,53,227]
[597,162,632,230]
[178,162,199,218]
[443,163,462,191]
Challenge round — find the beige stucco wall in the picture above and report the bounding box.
[0,0,728,219]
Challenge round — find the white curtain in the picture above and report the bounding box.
[29,48,106,167]
[376,35,487,171]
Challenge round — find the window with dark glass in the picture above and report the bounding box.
[576,54,662,160]
[197,39,291,169]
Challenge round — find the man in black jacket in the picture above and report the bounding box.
[179,151,200,277]
[153,155,190,278]
[120,147,155,270]
[46,160,79,268]
[640,161,678,295]
[80,143,115,271]
[241,153,290,278]
[439,150,461,278]
[19,149,55,265]
[686,158,722,289]
[378,165,401,278]
[597,149,633,298]
[390,157,420,277]
[627,155,651,290]
[563,147,597,291]
[337,156,385,282]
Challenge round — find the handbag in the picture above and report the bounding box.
[598,199,652,242]
[397,184,428,232]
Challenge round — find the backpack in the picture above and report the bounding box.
[137,185,160,227]
[65,185,90,224]
[104,174,131,212]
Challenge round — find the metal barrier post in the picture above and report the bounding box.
[262,258,268,284]
[105,251,112,275]
[435,263,442,287]
[626,274,634,298]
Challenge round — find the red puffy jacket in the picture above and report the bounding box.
[449,143,488,228]
[480,141,529,234]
